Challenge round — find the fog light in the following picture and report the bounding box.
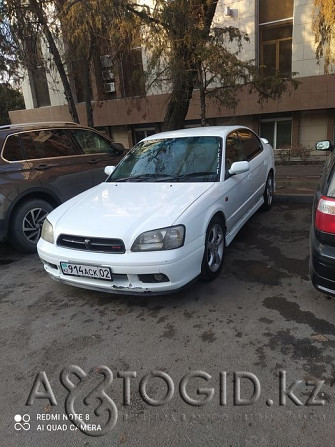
[138,274,169,283]
[154,274,165,282]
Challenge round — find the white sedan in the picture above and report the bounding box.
[37,126,275,295]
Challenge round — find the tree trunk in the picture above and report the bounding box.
[162,0,218,130]
[29,0,79,123]
[197,62,207,127]
[83,61,93,127]
[162,70,195,131]
[83,41,95,127]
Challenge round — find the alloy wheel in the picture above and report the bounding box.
[206,223,224,273]
[22,207,48,243]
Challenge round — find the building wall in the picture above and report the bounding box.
[21,74,35,110]
[292,0,325,77]
[299,111,330,149]
[45,68,67,107]
[214,0,257,63]
[11,0,335,153]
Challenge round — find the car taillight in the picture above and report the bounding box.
[315,196,335,234]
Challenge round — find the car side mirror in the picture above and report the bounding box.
[261,137,269,145]
[315,140,334,152]
[228,161,250,176]
[104,166,115,176]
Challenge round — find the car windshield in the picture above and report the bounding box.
[108,136,222,183]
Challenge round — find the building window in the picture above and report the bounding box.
[260,24,293,73]
[134,127,156,144]
[260,118,292,149]
[259,0,293,74]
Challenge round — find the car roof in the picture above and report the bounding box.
[142,126,250,141]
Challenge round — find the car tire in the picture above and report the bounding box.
[261,172,274,211]
[9,199,54,253]
[201,216,225,281]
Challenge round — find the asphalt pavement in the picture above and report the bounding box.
[1,202,335,447]
[275,163,323,200]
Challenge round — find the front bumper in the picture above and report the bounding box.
[309,229,335,297]
[37,237,204,295]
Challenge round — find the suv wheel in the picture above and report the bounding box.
[10,199,53,253]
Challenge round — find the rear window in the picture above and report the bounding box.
[2,135,25,161]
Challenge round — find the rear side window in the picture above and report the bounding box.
[72,130,119,155]
[2,135,25,161]
[238,129,263,161]
[21,129,81,159]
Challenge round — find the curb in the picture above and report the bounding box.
[274,194,314,204]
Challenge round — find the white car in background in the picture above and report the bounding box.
[37,126,275,295]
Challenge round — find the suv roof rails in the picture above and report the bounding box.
[0,121,80,130]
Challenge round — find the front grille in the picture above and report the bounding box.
[57,234,125,253]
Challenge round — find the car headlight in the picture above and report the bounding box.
[131,225,185,252]
[41,219,54,244]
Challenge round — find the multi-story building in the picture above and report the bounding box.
[9,0,335,157]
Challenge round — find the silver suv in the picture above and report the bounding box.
[0,122,124,252]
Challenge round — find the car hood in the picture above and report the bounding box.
[49,182,214,247]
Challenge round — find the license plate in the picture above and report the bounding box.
[60,262,112,281]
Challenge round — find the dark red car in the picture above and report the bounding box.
[310,140,335,296]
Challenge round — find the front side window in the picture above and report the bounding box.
[2,135,25,161]
[238,130,263,161]
[72,130,119,155]
[225,131,243,172]
[21,129,81,160]
[109,136,222,182]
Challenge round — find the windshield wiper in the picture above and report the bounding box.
[171,171,218,182]
[111,171,218,183]
[112,174,174,182]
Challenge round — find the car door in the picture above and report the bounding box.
[237,129,268,207]
[70,129,124,185]
[20,128,94,202]
[222,131,251,235]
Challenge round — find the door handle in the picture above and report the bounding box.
[248,174,252,179]
[88,159,99,164]
[35,164,51,171]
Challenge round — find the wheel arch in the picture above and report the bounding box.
[203,209,227,246]
[9,189,60,219]
[6,189,60,235]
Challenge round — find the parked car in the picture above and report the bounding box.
[37,126,275,295]
[0,122,125,252]
[310,140,335,297]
